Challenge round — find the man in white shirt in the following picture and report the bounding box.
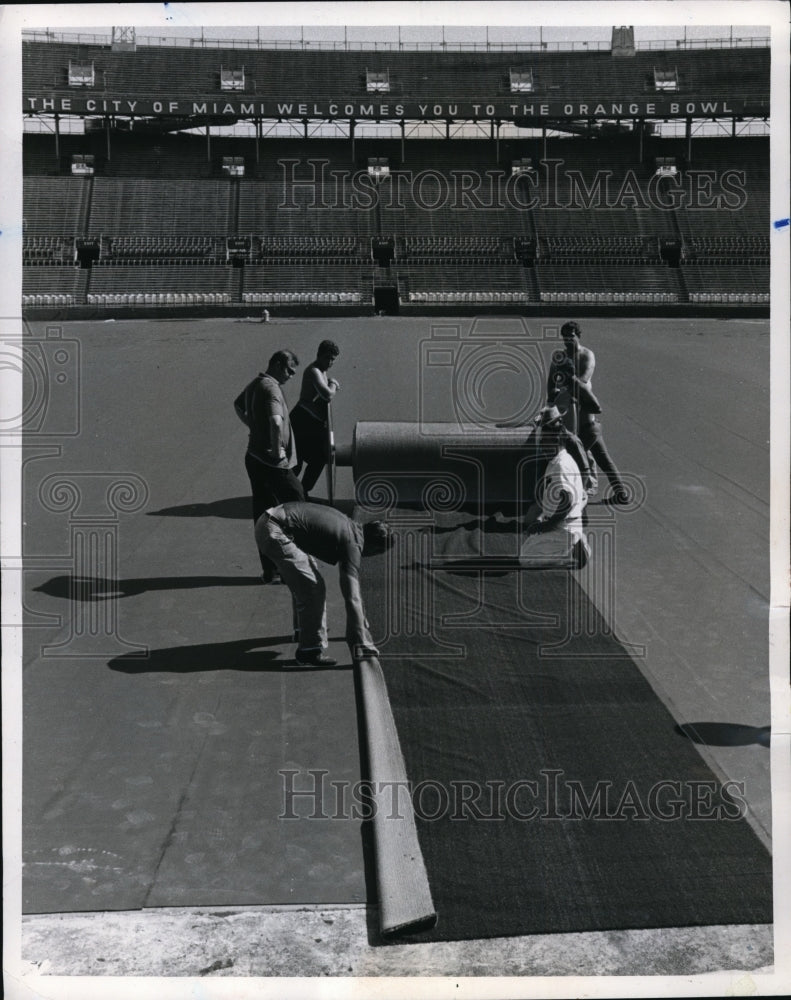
[520,406,591,569]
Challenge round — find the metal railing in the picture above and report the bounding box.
[21,29,771,53]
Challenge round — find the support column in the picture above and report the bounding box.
[637,119,643,161]
[350,118,356,162]
[105,117,111,161]
[400,119,405,162]
[542,124,547,162]
[206,122,211,162]
[255,117,260,165]
[686,117,692,162]
[54,114,60,161]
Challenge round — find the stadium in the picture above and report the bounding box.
[9,14,785,991]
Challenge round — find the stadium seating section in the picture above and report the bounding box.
[22,37,770,311]
[22,40,769,103]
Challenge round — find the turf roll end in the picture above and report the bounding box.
[356,656,437,935]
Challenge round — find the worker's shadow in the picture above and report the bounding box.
[109,636,351,673]
[145,496,355,519]
[146,496,251,519]
[430,513,524,535]
[33,574,262,600]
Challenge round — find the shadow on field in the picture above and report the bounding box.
[109,635,352,673]
[676,722,771,748]
[146,496,251,519]
[146,496,355,518]
[34,574,262,600]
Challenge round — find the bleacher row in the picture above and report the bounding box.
[540,292,678,303]
[25,290,765,308]
[542,236,660,258]
[22,294,78,306]
[688,293,769,303]
[683,235,769,257]
[85,293,232,306]
[23,236,73,262]
[243,292,368,304]
[401,236,513,257]
[107,236,221,259]
[406,291,528,303]
[19,231,772,265]
[21,262,770,307]
[259,236,363,255]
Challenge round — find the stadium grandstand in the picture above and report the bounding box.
[22,26,770,316]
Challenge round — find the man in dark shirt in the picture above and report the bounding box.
[235,350,304,581]
[255,502,392,666]
[291,339,341,496]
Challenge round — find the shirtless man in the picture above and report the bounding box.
[547,321,628,504]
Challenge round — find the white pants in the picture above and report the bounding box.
[519,526,590,568]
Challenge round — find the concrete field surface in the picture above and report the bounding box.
[12,313,775,981]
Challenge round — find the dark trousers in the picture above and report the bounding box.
[579,420,623,494]
[290,406,327,494]
[245,453,304,574]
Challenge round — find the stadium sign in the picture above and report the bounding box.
[24,96,765,120]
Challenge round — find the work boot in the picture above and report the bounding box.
[295,649,337,667]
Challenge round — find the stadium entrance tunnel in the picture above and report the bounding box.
[75,239,101,268]
[660,239,683,268]
[374,286,400,315]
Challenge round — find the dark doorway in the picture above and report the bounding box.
[374,286,399,315]
[372,237,395,265]
[75,239,100,269]
[660,240,682,268]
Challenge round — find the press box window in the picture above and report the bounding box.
[510,69,534,94]
[68,61,95,87]
[511,158,535,177]
[71,154,95,176]
[653,67,679,92]
[367,158,390,181]
[654,157,678,177]
[220,66,245,91]
[222,157,245,177]
[366,69,390,93]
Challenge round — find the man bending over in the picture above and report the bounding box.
[255,502,392,666]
